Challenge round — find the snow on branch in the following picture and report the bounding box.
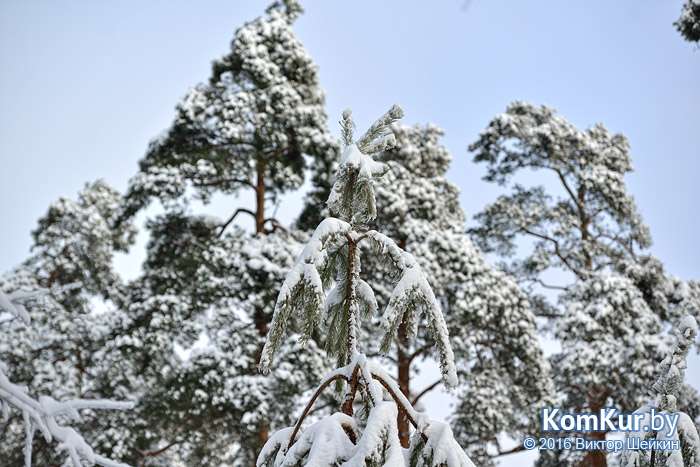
[0,282,81,324]
[339,108,356,148]
[0,288,35,323]
[259,218,352,372]
[259,105,470,465]
[344,401,403,465]
[652,315,697,406]
[0,364,133,467]
[367,230,458,388]
[328,104,404,225]
[622,316,700,467]
[257,354,473,467]
[355,103,404,155]
[326,144,389,225]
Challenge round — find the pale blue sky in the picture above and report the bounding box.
[1,1,698,464]
[1,1,698,277]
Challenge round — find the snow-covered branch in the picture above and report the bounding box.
[0,283,81,324]
[367,231,458,388]
[0,364,133,467]
[259,218,352,372]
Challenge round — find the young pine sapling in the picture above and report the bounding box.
[257,105,474,466]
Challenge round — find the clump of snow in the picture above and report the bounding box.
[680,315,697,337]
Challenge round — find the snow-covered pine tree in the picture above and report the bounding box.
[469,101,651,307]
[544,275,666,466]
[468,101,698,327]
[621,316,700,467]
[0,181,137,466]
[359,122,554,463]
[101,220,328,465]
[117,0,337,233]
[102,1,339,464]
[675,0,700,44]
[257,105,474,467]
[468,101,699,466]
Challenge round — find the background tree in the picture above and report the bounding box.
[98,0,339,464]
[0,181,137,465]
[0,283,133,467]
[675,0,700,43]
[469,101,700,466]
[548,275,665,466]
[117,0,337,234]
[352,122,554,464]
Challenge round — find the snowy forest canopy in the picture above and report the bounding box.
[1,1,699,466]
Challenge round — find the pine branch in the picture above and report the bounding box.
[0,367,133,467]
[411,379,441,406]
[356,104,404,154]
[340,109,356,148]
[218,208,256,236]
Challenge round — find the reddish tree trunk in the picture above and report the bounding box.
[580,398,608,467]
[255,160,266,234]
[397,309,411,448]
[396,237,411,448]
[253,158,269,459]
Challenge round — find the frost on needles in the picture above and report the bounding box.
[257,105,473,466]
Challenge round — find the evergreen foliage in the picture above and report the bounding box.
[0,182,136,466]
[675,0,700,43]
[259,106,473,466]
[363,122,554,463]
[2,4,699,466]
[117,0,337,234]
[87,1,339,464]
[470,102,700,466]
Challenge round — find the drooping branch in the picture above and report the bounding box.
[286,358,433,452]
[0,367,133,467]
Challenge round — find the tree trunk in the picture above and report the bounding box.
[396,237,411,448]
[397,309,411,448]
[253,157,269,461]
[580,430,607,467]
[255,159,266,234]
[580,398,608,467]
[577,186,593,272]
[346,238,359,363]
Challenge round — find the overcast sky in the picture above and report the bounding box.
[1,1,698,465]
